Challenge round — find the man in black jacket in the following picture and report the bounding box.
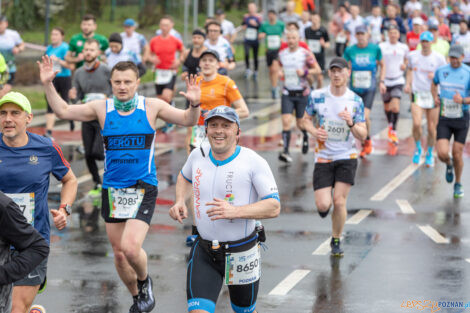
[0,191,49,313]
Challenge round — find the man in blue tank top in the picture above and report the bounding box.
[39,58,201,313]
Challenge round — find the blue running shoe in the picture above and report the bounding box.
[412,147,421,164]
[425,152,434,167]
[446,161,454,183]
[330,237,344,257]
[454,183,464,198]
[186,234,197,247]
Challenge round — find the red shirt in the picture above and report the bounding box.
[439,24,452,41]
[149,35,183,69]
[406,31,421,51]
[280,41,310,51]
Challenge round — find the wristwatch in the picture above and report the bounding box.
[59,204,71,216]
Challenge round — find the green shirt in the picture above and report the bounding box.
[68,33,109,68]
[0,54,7,85]
[344,43,382,93]
[259,20,285,50]
[416,39,450,58]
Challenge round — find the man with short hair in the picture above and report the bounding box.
[447,3,465,36]
[305,12,330,89]
[66,14,109,68]
[170,106,280,313]
[451,20,470,66]
[365,6,384,45]
[215,9,237,44]
[381,5,407,40]
[242,3,263,79]
[432,44,470,198]
[344,5,365,46]
[279,1,301,25]
[0,15,24,94]
[303,57,367,257]
[406,17,423,51]
[105,33,142,73]
[0,91,77,313]
[121,18,149,63]
[40,56,201,312]
[204,21,236,75]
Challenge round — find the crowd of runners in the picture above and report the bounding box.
[0,0,469,312]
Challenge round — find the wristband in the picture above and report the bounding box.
[190,102,201,108]
[348,121,355,128]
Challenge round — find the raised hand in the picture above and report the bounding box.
[179,74,201,105]
[37,55,59,85]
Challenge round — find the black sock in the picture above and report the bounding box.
[366,135,370,140]
[391,112,399,130]
[318,209,329,218]
[137,275,148,287]
[302,130,308,140]
[385,110,392,124]
[282,130,291,153]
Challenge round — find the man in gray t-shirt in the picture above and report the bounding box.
[69,39,111,189]
[279,1,301,26]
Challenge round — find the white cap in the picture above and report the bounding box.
[412,17,424,25]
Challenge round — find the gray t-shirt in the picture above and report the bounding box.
[72,62,112,102]
[279,12,301,25]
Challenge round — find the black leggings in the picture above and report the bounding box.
[82,120,104,185]
[335,42,347,57]
[244,41,259,71]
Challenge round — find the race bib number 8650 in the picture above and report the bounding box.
[225,244,261,285]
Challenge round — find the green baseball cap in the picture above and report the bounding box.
[0,92,32,114]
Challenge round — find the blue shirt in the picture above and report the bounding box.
[0,133,70,244]
[46,42,71,77]
[433,64,470,119]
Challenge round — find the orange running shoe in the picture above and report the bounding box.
[389,129,398,144]
[388,141,398,156]
[360,139,372,158]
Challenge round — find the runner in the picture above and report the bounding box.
[0,53,7,98]
[0,91,77,313]
[0,15,24,95]
[169,106,280,313]
[447,3,465,36]
[451,20,470,66]
[204,21,236,75]
[242,3,263,79]
[416,21,450,57]
[39,57,201,312]
[299,11,311,40]
[404,0,423,17]
[431,44,470,198]
[259,10,285,99]
[278,30,320,162]
[279,1,301,25]
[303,57,367,257]
[406,17,423,51]
[66,14,109,68]
[343,25,386,158]
[344,5,365,47]
[121,18,150,64]
[379,25,409,155]
[329,5,351,57]
[305,12,330,89]
[149,16,184,105]
[181,29,207,86]
[44,27,73,139]
[215,9,237,44]
[365,6,384,45]
[405,31,446,166]
[105,33,143,73]
[0,191,49,313]
[381,5,407,41]
[69,39,111,190]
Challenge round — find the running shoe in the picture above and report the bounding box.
[278,152,293,163]
[446,161,454,183]
[129,300,141,313]
[137,276,155,312]
[302,134,309,154]
[360,139,372,158]
[389,129,398,144]
[412,147,422,164]
[425,152,434,167]
[454,183,464,198]
[244,69,252,79]
[271,87,277,99]
[186,235,197,247]
[330,237,344,257]
[252,71,258,80]
[388,141,398,156]
[76,145,85,155]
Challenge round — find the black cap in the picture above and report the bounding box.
[200,49,220,61]
[329,57,349,70]
[109,32,123,44]
[215,9,224,15]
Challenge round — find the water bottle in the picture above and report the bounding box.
[212,240,220,250]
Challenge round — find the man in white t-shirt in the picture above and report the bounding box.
[366,6,384,44]
[344,5,365,46]
[121,18,149,62]
[299,11,312,40]
[379,25,409,155]
[204,21,236,75]
[303,57,367,257]
[404,31,446,167]
[216,9,237,44]
[452,20,470,65]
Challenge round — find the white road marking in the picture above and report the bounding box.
[346,209,372,225]
[268,270,311,296]
[396,199,416,214]
[370,161,424,201]
[417,225,450,244]
[466,259,470,264]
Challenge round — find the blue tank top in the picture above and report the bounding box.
[102,96,158,188]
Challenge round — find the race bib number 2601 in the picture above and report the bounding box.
[225,244,261,285]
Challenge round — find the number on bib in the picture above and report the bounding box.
[245,28,258,41]
[225,244,261,285]
[284,68,300,88]
[441,98,463,118]
[415,92,434,109]
[352,71,372,89]
[108,188,145,219]
[451,23,460,34]
[52,60,62,73]
[325,119,350,142]
[267,35,281,49]
[308,39,321,53]
[336,34,347,44]
[155,69,173,85]
[6,193,35,225]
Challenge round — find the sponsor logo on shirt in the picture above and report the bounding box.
[29,155,39,165]
[194,168,202,219]
[225,171,235,205]
[110,153,139,164]
[107,135,146,150]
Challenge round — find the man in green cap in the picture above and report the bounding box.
[0,91,77,313]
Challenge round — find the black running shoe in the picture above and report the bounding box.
[137,276,155,312]
[330,237,344,257]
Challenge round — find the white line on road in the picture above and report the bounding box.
[312,237,332,255]
[268,270,311,296]
[396,199,416,214]
[370,161,424,201]
[417,225,450,244]
[346,209,372,224]
[466,259,470,264]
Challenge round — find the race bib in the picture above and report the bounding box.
[371,30,382,43]
[84,93,106,103]
[6,193,35,225]
[225,244,261,285]
[415,92,434,109]
[308,39,321,53]
[52,59,62,73]
[336,34,347,44]
[190,125,205,148]
[441,98,463,118]
[325,119,350,142]
[451,23,460,34]
[108,188,145,219]
[155,69,173,85]
[284,68,300,87]
[245,28,258,41]
[352,71,372,89]
[267,35,281,49]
